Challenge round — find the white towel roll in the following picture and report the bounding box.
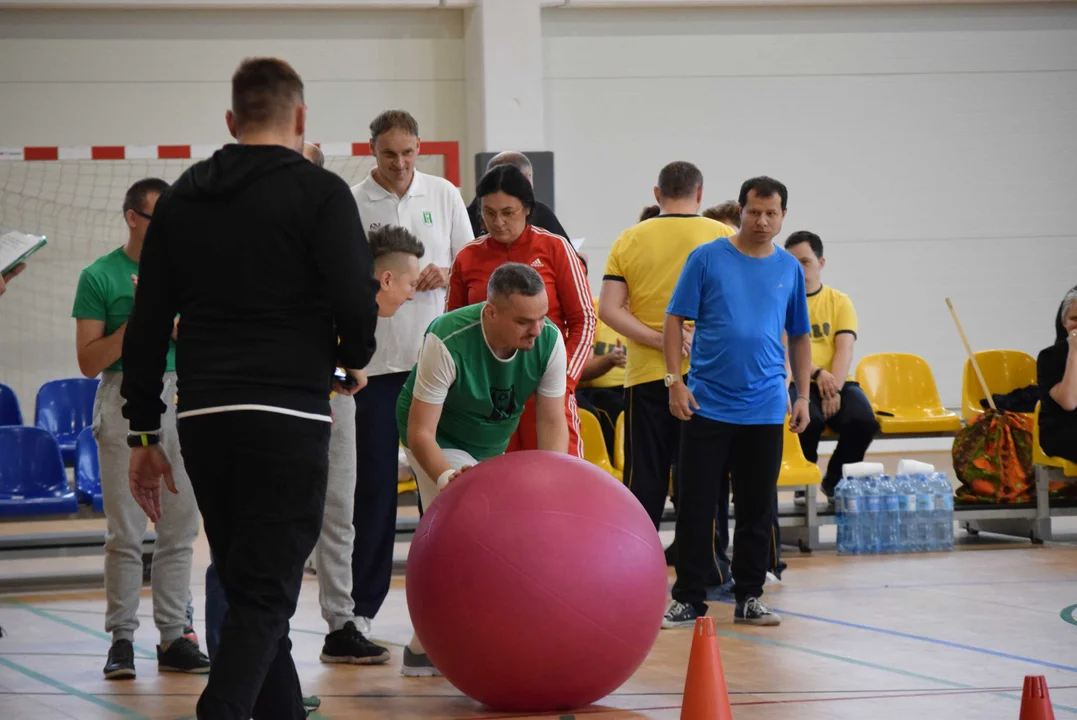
[842,462,885,478]
[897,459,936,475]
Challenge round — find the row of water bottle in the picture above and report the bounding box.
[835,464,954,555]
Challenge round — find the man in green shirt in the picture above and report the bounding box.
[72,178,209,680]
[396,262,569,676]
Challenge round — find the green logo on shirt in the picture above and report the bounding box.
[422,211,434,226]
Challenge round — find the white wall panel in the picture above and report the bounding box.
[544,4,1077,405]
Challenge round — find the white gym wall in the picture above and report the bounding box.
[2,1,1076,412]
[544,4,1077,405]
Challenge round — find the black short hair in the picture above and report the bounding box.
[738,176,788,211]
[475,165,535,211]
[657,161,703,200]
[639,205,661,222]
[369,110,419,141]
[784,230,823,259]
[368,226,425,263]
[231,57,304,133]
[122,178,170,216]
[487,262,545,300]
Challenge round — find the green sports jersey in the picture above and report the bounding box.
[72,247,176,373]
[396,302,564,461]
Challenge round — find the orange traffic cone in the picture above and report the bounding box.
[1019,676,1055,720]
[680,616,733,720]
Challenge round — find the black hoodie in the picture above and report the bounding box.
[121,144,379,431]
[1037,285,1077,460]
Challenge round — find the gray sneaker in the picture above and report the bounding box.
[734,597,781,626]
[401,646,441,677]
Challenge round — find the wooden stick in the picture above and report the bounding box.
[945,297,997,412]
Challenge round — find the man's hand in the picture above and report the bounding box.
[129,445,176,523]
[816,369,841,398]
[131,274,138,288]
[447,464,473,485]
[669,380,699,421]
[1068,329,1077,354]
[822,392,841,420]
[790,397,810,433]
[0,262,26,297]
[607,339,626,368]
[415,263,449,292]
[681,325,695,357]
[333,368,367,396]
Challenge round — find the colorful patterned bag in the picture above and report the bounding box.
[953,410,1034,504]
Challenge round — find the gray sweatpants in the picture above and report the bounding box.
[94,372,200,644]
[314,392,359,632]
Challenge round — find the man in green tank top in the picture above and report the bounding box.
[396,261,568,676]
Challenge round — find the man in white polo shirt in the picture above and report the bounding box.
[349,109,474,641]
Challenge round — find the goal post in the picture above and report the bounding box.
[0,140,461,415]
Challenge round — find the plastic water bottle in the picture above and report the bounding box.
[838,476,866,555]
[877,475,901,554]
[914,474,935,551]
[835,477,851,555]
[894,474,920,553]
[933,473,954,551]
[863,477,882,554]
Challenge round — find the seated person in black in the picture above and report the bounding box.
[1038,285,1077,463]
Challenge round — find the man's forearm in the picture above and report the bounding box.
[663,314,686,376]
[408,430,454,484]
[790,334,812,398]
[601,305,662,350]
[830,347,853,387]
[580,355,613,382]
[537,412,569,454]
[79,327,126,378]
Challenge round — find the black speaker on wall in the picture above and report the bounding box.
[473,151,555,212]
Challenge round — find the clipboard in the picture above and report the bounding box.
[0,230,47,275]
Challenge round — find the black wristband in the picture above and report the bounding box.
[126,433,161,449]
[811,368,822,381]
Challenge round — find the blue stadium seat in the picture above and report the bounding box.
[0,426,79,517]
[75,427,104,513]
[0,383,22,426]
[35,378,99,465]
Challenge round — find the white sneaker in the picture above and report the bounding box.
[765,571,781,585]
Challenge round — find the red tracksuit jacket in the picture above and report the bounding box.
[448,224,596,390]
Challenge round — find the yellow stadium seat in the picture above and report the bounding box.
[579,408,622,481]
[778,418,822,487]
[1032,402,1077,476]
[961,350,1037,421]
[613,412,625,472]
[856,353,961,435]
[397,477,417,495]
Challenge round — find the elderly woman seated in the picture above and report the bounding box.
[1038,285,1077,463]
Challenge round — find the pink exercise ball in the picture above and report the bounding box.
[406,450,668,713]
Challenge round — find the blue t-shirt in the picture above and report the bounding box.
[667,237,811,425]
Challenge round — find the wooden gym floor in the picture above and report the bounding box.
[2,451,1076,719]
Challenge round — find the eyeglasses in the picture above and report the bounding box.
[131,209,153,221]
[481,205,524,223]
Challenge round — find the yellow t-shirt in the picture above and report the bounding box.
[580,298,626,390]
[807,285,858,379]
[603,215,735,388]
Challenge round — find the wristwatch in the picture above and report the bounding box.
[127,432,161,449]
[664,373,682,388]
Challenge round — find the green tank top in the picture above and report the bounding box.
[396,302,561,461]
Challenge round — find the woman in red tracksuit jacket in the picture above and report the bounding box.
[448,164,595,457]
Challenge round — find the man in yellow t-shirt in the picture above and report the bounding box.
[577,296,627,455]
[784,231,879,498]
[599,161,735,529]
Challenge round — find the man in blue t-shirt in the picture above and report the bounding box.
[661,176,812,628]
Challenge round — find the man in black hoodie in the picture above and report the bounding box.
[466,151,569,240]
[120,57,379,720]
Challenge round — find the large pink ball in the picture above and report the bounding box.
[406,450,668,713]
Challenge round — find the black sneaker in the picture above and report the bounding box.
[734,597,781,626]
[157,636,211,674]
[320,621,390,665]
[661,600,701,629]
[103,639,136,680]
[401,646,441,677]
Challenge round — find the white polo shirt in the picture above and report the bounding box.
[352,170,474,376]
